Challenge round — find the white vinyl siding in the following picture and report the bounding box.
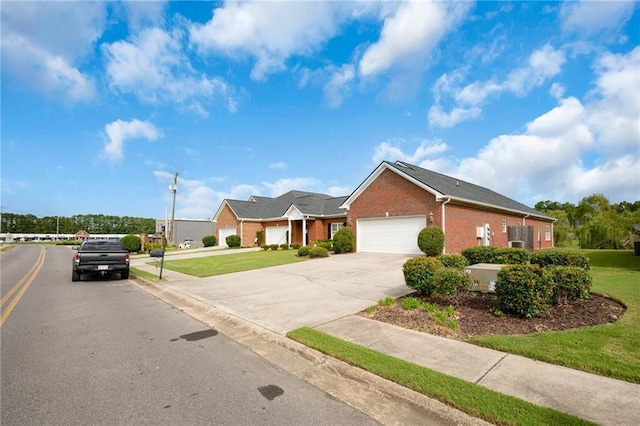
[357,216,425,254]
[265,226,287,245]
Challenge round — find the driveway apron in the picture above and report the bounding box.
[162,253,414,334]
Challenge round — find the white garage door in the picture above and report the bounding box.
[357,216,426,254]
[265,226,288,245]
[218,228,237,247]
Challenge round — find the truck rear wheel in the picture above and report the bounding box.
[72,270,81,282]
[121,270,130,280]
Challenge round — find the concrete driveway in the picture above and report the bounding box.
[160,253,414,334]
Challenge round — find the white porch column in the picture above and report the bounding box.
[288,219,292,245]
[302,217,307,246]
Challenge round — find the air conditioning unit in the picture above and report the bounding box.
[509,240,524,248]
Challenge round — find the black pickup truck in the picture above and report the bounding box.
[72,240,130,281]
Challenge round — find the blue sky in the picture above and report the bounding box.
[2,1,639,220]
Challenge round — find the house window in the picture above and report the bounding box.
[502,219,507,233]
[545,225,551,241]
[330,222,344,239]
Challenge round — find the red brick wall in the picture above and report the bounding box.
[444,204,554,253]
[347,168,554,253]
[242,222,262,247]
[347,169,440,251]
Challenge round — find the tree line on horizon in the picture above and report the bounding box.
[535,194,640,250]
[0,213,156,235]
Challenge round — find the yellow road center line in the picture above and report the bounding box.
[0,247,46,326]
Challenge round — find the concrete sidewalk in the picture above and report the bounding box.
[130,250,640,425]
[316,316,640,426]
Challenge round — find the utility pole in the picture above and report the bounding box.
[169,172,178,246]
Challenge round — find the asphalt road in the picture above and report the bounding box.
[1,244,380,425]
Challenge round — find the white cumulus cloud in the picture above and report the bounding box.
[359,1,471,78]
[189,1,348,81]
[103,27,239,114]
[1,1,104,103]
[103,119,163,162]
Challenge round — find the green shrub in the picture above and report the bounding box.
[530,249,590,270]
[291,243,301,250]
[436,254,468,269]
[309,246,329,258]
[495,265,553,318]
[269,244,279,251]
[402,256,444,296]
[547,265,592,304]
[120,234,141,252]
[297,246,311,256]
[279,243,289,250]
[401,297,421,310]
[417,227,445,256]
[145,242,163,253]
[260,244,269,251]
[56,240,81,246]
[461,246,498,264]
[332,227,354,254]
[315,240,333,251]
[202,235,217,247]
[432,267,474,305]
[225,234,241,248]
[256,231,264,246]
[493,248,529,264]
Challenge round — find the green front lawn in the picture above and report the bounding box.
[467,250,640,383]
[153,249,308,277]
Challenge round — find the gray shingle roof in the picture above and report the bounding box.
[226,190,347,220]
[387,161,552,219]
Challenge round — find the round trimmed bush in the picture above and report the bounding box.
[436,254,469,269]
[432,267,474,304]
[279,243,289,250]
[493,248,529,264]
[260,244,269,251]
[461,246,498,264]
[226,234,241,248]
[402,256,444,296]
[332,227,354,254]
[547,265,592,304]
[297,246,311,257]
[269,244,279,251]
[120,234,141,252]
[530,249,590,270]
[495,265,553,318]
[309,246,329,258]
[417,227,445,257]
[202,235,216,247]
[291,243,301,250]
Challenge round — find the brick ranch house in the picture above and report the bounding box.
[213,160,555,254]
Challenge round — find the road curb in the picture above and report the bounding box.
[130,274,489,426]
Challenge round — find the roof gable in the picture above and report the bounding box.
[215,190,347,221]
[341,161,552,220]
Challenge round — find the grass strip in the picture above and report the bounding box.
[153,249,308,277]
[287,327,594,426]
[130,267,163,282]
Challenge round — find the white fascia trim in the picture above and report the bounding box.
[340,162,443,209]
[439,196,554,221]
[212,200,233,223]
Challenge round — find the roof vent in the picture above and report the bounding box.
[456,181,459,186]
